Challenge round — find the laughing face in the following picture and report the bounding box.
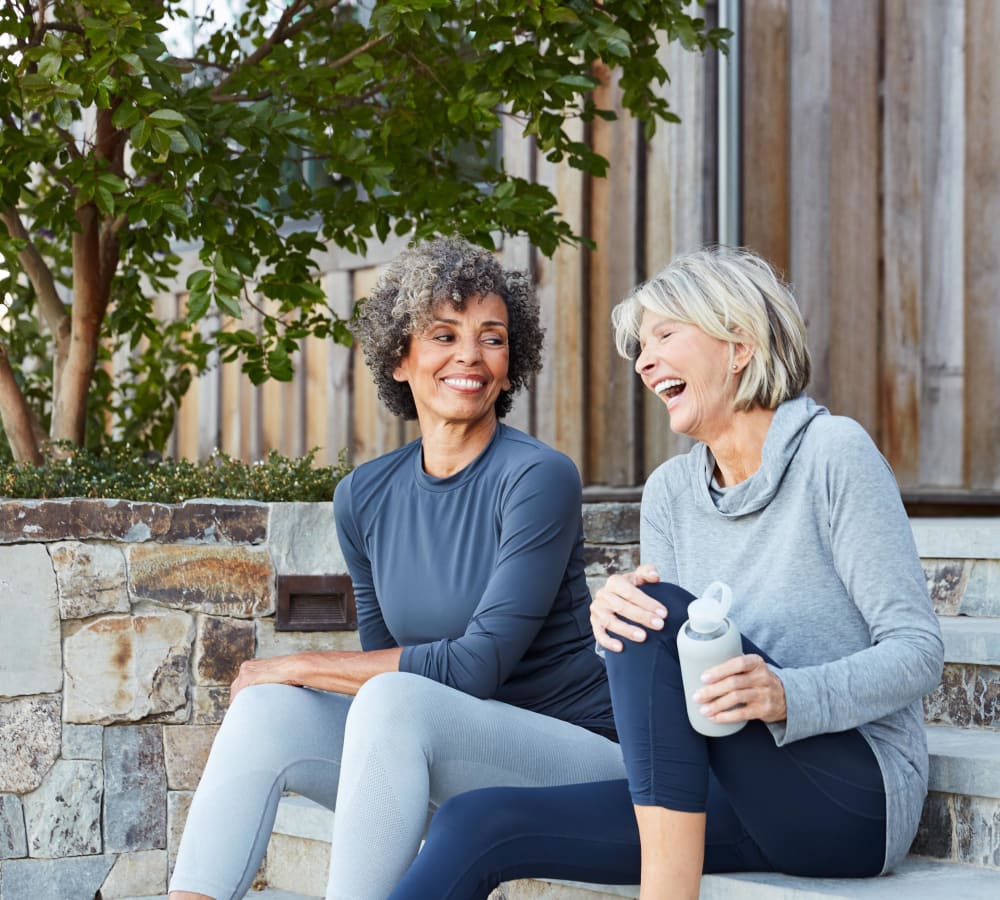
[635,308,742,443]
[392,293,512,433]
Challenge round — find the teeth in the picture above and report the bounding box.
[444,378,483,389]
[654,378,684,395]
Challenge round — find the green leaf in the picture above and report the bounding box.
[94,185,115,216]
[186,289,210,321]
[130,119,152,149]
[556,74,598,90]
[216,293,243,318]
[112,104,142,130]
[148,109,186,126]
[186,270,211,292]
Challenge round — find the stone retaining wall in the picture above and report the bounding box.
[0,499,640,899]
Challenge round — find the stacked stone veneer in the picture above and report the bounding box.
[0,499,360,900]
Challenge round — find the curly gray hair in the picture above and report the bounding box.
[354,236,543,420]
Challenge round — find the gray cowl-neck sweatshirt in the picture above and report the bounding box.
[640,394,944,873]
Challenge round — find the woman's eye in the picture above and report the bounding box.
[483,335,506,346]
[430,333,453,342]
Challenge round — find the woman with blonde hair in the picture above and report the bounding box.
[389,245,943,899]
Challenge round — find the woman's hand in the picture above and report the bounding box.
[230,654,303,704]
[693,654,787,724]
[590,564,664,653]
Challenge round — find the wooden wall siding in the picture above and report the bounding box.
[534,116,587,475]
[588,62,643,486]
[741,0,790,278]
[965,0,1000,490]
[641,35,713,476]
[159,3,999,494]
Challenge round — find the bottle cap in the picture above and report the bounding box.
[686,581,733,633]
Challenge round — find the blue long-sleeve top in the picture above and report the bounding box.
[333,424,615,737]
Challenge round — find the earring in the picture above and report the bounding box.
[731,363,739,372]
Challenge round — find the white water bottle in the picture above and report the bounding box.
[676,581,746,737]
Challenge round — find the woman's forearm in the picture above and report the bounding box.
[230,647,404,701]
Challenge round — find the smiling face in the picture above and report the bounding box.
[392,292,512,434]
[635,308,745,443]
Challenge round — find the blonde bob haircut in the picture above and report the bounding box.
[612,246,811,411]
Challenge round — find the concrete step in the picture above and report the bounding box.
[911,518,1000,560]
[118,891,319,900]
[503,856,999,899]
[926,724,1000,799]
[939,616,1000,664]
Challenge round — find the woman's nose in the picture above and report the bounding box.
[456,337,482,364]
[634,346,653,374]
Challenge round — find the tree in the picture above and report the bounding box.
[0,0,726,463]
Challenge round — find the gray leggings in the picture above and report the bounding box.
[169,672,625,900]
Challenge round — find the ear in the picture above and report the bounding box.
[729,328,755,373]
[501,374,512,391]
[392,360,409,383]
[733,343,754,372]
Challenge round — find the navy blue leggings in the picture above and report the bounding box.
[388,583,886,900]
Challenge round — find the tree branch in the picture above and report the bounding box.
[0,207,71,342]
[209,0,344,101]
[0,341,44,465]
[328,33,390,72]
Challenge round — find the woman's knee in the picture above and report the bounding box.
[643,582,696,636]
[211,683,350,768]
[346,671,443,746]
[605,582,691,677]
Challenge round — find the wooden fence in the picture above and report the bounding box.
[164,0,1000,496]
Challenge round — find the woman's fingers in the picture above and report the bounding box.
[693,655,787,723]
[590,570,665,652]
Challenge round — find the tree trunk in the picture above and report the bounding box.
[49,108,126,447]
[0,343,44,464]
[51,202,105,446]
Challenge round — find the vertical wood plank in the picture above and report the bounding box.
[501,116,535,435]
[155,291,180,460]
[920,0,965,486]
[741,0,790,277]
[242,303,263,462]
[324,270,354,466]
[287,345,306,458]
[641,33,708,477]
[535,116,586,474]
[197,314,221,460]
[829,0,879,433]
[259,367,284,457]
[882,0,923,484]
[218,316,242,459]
[352,265,404,464]
[588,63,642,486]
[964,0,1000,489]
[174,293,201,461]
[788,0,832,406]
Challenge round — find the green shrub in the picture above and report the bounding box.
[0,443,351,504]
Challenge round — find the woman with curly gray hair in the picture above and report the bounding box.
[168,236,625,900]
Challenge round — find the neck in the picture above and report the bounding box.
[419,415,499,478]
[705,406,775,487]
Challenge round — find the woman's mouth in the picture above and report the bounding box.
[443,377,485,391]
[653,378,685,400]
